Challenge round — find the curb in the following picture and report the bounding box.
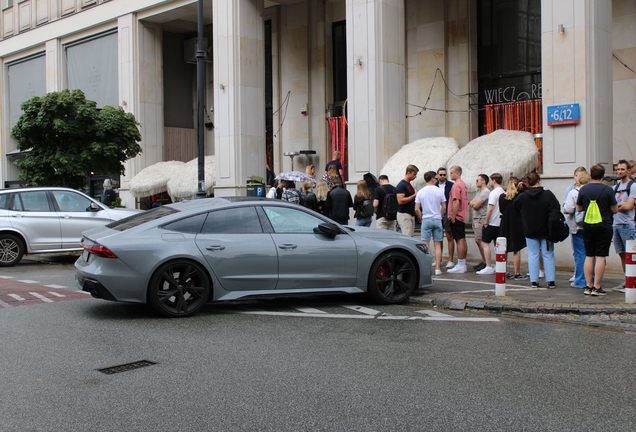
[409,295,636,315]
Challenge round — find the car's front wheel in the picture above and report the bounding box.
[0,234,24,267]
[148,260,211,318]
[367,251,417,304]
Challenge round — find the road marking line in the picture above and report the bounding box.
[433,278,539,289]
[17,280,39,284]
[8,294,25,301]
[294,307,328,314]
[453,287,546,293]
[416,310,453,317]
[48,292,66,298]
[342,305,383,316]
[45,284,67,289]
[30,292,54,303]
[0,299,11,307]
[75,290,91,295]
[232,309,499,322]
[0,275,14,279]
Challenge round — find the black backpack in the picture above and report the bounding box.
[359,199,374,218]
[382,187,399,221]
[547,206,569,243]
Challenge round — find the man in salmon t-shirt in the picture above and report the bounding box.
[447,165,469,273]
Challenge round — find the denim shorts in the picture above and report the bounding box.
[613,224,635,254]
[421,218,443,242]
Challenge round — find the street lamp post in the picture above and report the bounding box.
[196,0,206,199]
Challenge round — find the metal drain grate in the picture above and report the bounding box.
[98,360,157,375]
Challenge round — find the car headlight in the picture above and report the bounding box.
[416,243,430,254]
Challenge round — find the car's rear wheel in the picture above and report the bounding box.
[148,260,210,318]
[367,251,417,304]
[0,234,24,267]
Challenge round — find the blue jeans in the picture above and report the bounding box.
[356,217,372,227]
[526,237,555,283]
[571,231,586,287]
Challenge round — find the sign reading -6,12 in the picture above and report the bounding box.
[547,104,580,126]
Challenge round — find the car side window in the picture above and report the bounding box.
[263,206,324,233]
[12,191,51,212]
[52,191,92,212]
[162,213,207,234]
[201,207,263,234]
[0,193,9,210]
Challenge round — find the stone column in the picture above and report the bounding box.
[541,0,613,173]
[45,39,62,92]
[118,15,164,208]
[213,0,265,197]
[346,0,406,182]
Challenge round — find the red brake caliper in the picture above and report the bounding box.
[377,266,388,291]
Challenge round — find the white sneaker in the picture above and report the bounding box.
[431,261,436,267]
[447,265,467,274]
[569,275,575,282]
[446,261,455,269]
[539,270,545,279]
[476,266,495,275]
[434,269,442,276]
[614,282,626,293]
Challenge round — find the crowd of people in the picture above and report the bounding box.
[267,153,636,296]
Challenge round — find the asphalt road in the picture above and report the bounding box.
[1,284,635,431]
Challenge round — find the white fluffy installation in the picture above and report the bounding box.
[167,155,216,201]
[129,161,186,198]
[380,137,459,191]
[446,129,539,193]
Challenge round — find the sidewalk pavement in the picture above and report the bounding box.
[410,262,636,315]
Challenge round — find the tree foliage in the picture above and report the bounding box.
[11,89,142,189]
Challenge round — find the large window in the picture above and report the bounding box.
[7,54,46,129]
[332,21,347,113]
[66,31,119,108]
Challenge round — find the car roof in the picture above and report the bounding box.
[164,196,276,211]
[0,186,83,194]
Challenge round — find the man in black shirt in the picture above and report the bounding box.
[373,175,397,231]
[577,163,618,296]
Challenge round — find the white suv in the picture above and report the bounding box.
[0,187,140,266]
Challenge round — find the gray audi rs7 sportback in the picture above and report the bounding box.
[75,197,433,317]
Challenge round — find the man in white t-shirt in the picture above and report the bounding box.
[415,171,447,276]
[477,173,505,275]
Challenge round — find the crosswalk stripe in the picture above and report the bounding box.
[8,294,25,301]
[45,285,67,289]
[0,275,15,279]
[294,307,328,314]
[29,292,54,303]
[0,299,11,307]
[342,305,383,316]
[48,292,66,298]
[17,280,39,284]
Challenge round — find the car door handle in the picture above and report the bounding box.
[205,245,225,251]
[278,244,297,250]
[11,214,23,218]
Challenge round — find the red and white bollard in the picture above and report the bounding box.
[495,237,507,297]
[626,240,636,304]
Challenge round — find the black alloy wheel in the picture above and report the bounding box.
[0,234,24,267]
[367,251,417,304]
[148,260,211,318]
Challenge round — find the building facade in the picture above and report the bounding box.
[1,0,634,268]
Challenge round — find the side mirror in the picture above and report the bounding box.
[313,222,342,239]
[89,202,101,212]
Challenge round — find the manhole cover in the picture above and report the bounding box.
[97,360,157,375]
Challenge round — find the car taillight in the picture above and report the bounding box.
[81,243,118,259]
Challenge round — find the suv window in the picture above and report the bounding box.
[0,193,9,210]
[12,191,51,212]
[107,206,178,231]
[201,207,263,234]
[52,190,92,212]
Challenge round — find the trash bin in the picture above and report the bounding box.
[246,178,265,197]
